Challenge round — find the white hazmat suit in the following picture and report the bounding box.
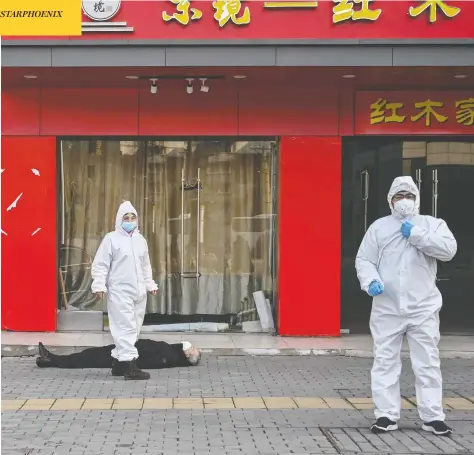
[91,201,158,362]
[355,176,457,423]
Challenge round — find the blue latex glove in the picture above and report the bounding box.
[368,280,384,297]
[401,221,414,239]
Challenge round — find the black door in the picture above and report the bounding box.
[417,164,474,333]
[341,138,403,333]
[342,137,474,334]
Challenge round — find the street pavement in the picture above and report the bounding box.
[2,355,474,455]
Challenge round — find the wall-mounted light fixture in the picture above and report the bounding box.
[186,78,194,94]
[200,78,210,93]
[150,78,158,94]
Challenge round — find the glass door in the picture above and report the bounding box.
[341,138,404,332]
[414,141,474,333]
[342,138,474,334]
[144,140,277,330]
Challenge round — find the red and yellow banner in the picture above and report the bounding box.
[355,92,474,135]
[2,0,474,40]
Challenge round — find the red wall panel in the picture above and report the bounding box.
[2,86,340,137]
[139,83,238,135]
[278,136,341,336]
[1,87,344,336]
[1,136,57,332]
[339,90,355,136]
[239,87,339,136]
[41,89,139,136]
[2,89,41,135]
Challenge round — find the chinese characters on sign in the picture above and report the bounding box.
[163,0,251,26]
[411,100,448,126]
[94,1,105,13]
[456,99,474,126]
[408,0,460,23]
[213,0,251,27]
[332,0,381,24]
[82,0,122,22]
[370,97,474,127]
[162,0,202,25]
[370,98,406,124]
[159,0,463,26]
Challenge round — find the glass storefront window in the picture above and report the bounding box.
[59,139,278,332]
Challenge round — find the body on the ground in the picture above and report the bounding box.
[36,339,201,370]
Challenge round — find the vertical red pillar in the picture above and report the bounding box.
[1,136,57,331]
[278,136,342,336]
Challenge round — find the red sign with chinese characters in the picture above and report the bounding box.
[355,92,474,135]
[3,0,474,40]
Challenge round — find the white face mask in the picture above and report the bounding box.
[393,199,416,217]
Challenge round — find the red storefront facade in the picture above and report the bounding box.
[2,1,473,335]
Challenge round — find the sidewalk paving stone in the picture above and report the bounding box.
[2,355,473,454]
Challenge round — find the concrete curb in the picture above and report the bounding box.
[2,345,474,359]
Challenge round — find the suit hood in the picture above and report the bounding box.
[115,201,139,232]
[387,176,420,219]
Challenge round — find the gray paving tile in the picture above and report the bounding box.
[3,356,474,454]
[4,356,474,400]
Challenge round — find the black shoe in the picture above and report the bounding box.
[36,342,54,368]
[38,342,49,358]
[422,421,452,436]
[111,359,126,376]
[371,417,398,433]
[123,359,150,381]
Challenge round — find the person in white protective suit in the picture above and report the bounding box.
[91,201,158,380]
[355,176,457,436]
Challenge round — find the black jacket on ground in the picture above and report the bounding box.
[49,340,190,369]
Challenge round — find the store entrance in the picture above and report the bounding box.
[341,137,474,334]
[142,140,278,330]
[58,139,278,332]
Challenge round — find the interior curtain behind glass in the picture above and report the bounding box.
[142,140,275,322]
[60,140,145,311]
[60,139,276,328]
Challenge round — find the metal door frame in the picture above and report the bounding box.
[180,167,202,285]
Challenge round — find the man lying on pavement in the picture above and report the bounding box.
[36,339,201,374]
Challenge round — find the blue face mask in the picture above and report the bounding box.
[122,221,137,233]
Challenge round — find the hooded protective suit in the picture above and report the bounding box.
[91,201,158,362]
[356,176,457,423]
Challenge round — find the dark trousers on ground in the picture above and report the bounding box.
[49,340,188,369]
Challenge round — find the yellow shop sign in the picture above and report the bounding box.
[0,0,82,36]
